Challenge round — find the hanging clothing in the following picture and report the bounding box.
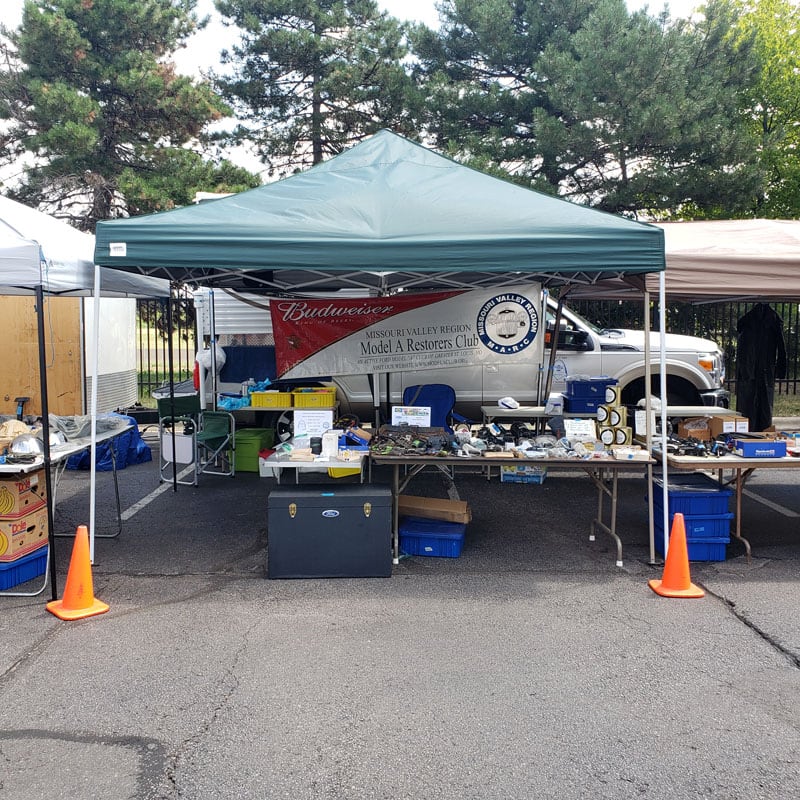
[735,304,787,431]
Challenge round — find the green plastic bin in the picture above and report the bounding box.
[234,428,275,472]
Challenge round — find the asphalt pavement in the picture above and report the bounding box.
[0,424,798,799]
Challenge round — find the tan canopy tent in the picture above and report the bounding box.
[568,219,800,303]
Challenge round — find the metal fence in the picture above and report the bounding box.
[135,294,799,402]
[136,287,196,405]
[568,299,800,398]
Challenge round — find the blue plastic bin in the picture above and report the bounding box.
[654,531,729,562]
[0,547,47,589]
[652,473,732,516]
[565,377,617,398]
[399,516,466,558]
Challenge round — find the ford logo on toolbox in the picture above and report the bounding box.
[322,510,340,518]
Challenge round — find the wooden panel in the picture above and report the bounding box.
[0,297,82,417]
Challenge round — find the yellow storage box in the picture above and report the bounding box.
[250,391,293,408]
[292,387,337,408]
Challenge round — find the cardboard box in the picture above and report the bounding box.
[398,495,471,524]
[733,439,787,458]
[676,417,710,440]
[0,470,47,517]
[708,415,749,439]
[500,465,547,484]
[0,506,48,562]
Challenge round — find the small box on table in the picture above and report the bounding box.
[733,439,786,458]
[708,415,749,439]
[399,516,466,558]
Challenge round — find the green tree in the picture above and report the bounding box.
[733,0,800,217]
[0,0,257,230]
[412,0,762,217]
[213,0,420,176]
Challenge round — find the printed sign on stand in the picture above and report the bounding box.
[391,406,432,426]
[293,409,334,437]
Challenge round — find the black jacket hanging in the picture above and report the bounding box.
[735,303,787,431]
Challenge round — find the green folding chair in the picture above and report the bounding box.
[195,410,236,480]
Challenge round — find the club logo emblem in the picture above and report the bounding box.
[476,293,539,354]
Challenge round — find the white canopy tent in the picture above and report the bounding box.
[0,197,170,597]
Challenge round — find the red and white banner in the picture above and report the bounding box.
[271,286,543,378]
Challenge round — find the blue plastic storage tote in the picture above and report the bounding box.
[399,516,466,558]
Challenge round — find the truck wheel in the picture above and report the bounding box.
[262,411,293,443]
[621,377,699,407]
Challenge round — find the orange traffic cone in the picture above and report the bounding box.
[648,512,705,598]
[46,525,109,620]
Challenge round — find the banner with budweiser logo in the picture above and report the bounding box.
[270,285,544,378]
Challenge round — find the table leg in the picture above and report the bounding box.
[588,467,623,567]
[731,469,752,561]
[392,464,400,565]
[54,441,123,539]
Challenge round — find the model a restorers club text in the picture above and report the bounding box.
[362,324,477,355]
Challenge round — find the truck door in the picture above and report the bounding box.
[544,305,603,388]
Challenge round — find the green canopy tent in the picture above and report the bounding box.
[94,129,664,293]
[94,130,670,563]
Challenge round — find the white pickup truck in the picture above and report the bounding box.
[331,300,728,418]
[204,292,729,422]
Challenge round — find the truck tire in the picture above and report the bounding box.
[261,410,293,443]
[620,376,699,407]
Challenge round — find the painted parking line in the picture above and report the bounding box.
[120,466,195,521]
[742,488,800,517]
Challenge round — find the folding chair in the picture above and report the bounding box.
[158,392,201,485]
[195,410,235,480]
[401,384,470,433]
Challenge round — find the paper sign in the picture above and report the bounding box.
[293,409,334,437]
[391,406,431,426]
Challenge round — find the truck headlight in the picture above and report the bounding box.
[698,353,724,385]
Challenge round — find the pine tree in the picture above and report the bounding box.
[411,0,762,217]
[213,0,420,176]
[0,0,258,229]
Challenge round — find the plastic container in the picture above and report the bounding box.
[651,473,732,516]
[250,391,293,408]
[562,396,603,414]
[234,428,275,472]
[0,547,47,589]
[292,388,337,408]
[656,512,734,540]
[654,531,729,562]
[399,516,466,558]
[565,377,618,398]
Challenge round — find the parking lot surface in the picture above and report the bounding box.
[1,426,798,799]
